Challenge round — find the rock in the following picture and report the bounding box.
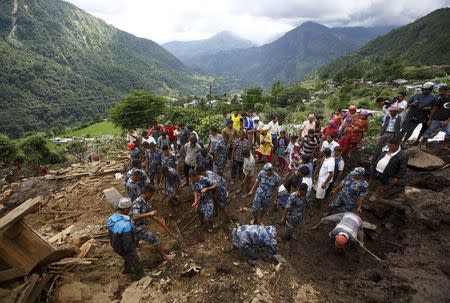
[105,279,119,298]
[89,293,112,303]
[255,268,263,279]
[57,282,91,303]
[405,147,445,170]
[215,262,233,274]
[120,277,152,303]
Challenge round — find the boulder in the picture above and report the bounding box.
[120,276,152,303]
[405,147,445,170]
[56,281,91,303]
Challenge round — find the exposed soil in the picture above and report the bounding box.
[2,142,449,303]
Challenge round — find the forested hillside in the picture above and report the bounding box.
[0,0,207,137]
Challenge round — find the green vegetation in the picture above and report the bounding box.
[0,134,18,164]
[63,121,121,137]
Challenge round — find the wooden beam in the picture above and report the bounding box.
[0,196,43,231]
[0,268,27,283]
[17,274,40,303]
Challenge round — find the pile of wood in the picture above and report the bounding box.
[44,160,125,181]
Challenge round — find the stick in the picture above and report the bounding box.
[381,239,404,248]
[355,238,383,262]
[181,214,198,230]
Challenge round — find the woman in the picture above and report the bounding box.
[348,110,369,154]
[322,119,338,139]
[257,126,273,163]
[276,130,290,171]
[339,105,358,137]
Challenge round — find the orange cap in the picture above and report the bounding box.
[127,142,136,150]
[335,234,348,248]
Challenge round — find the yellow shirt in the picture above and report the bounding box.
[230,114,242,131]
[259,133,272,155]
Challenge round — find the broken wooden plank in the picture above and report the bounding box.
[0,196,43,231]
[37,246,80,267]
[16,274,40,303]
[49,257,97,266]
[27,274,53,303]
[44,173,89,180]
[76,238,95,258]
[48,225,75,244]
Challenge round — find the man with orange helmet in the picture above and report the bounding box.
[311,212,364,249]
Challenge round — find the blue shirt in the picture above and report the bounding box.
[406,93,436,121]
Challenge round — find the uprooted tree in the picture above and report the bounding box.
[66,141,89,163]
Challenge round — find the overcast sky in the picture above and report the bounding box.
[65,0,449,45]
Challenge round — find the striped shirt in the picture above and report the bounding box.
[302,136,318,157]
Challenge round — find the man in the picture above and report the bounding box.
[208,127,222,155]
[230,109,243,131]
[281,183,309,240]
[370,138,407,201]
[128,142,140,161]
[330,167,368,214]
[374,106,402,157]
[129,184,175,261]
[197,166,229,217]
[107,198,143,279]
[176,123,190,154]
[302,129,319,158]
[164,121,177,150]
[196,148,214,171]
[243,109,256,147]
[277,166,310,209]
[190,169,219,231]
[124,159,150,187]
[316,148,335,200]
[325,146,345,198]
[126,170,148,201]
[160,166,180,201]
[300,114,316,138]
[214,133,230,176]
[222,119,238,141]
[248,163,281,225]
[253,116,265,146]
[382,91,408,118]
[145,143,163,186]
[147,121,165,139]
[231,225,278,265]
[126,129,138,143]
[321,134,340,158]
[239,149,256,194]
[161,145,178,170]
[156,132,170,150]
[222,112,229,128]
[311,212,364,249]
[181,136,202,186]
[231,130,250,185]
[267,116,280,146]
[401,82,436,143]
[419,85,450,150]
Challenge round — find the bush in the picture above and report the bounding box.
[196,115,224,140]
[18,134,63,168]
[0,134,18,165]
[366,116,382,139]
[66,141,89,163]
[165,107,207,126]
[262,106,289,124]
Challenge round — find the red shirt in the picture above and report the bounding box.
[322,126,338,138]
[165,125,176,142]
[338,135,351,154]
[147,124,165,137]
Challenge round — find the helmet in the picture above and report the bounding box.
[335,233,348,248]
[422,82,434,90]
[359,110,369,117]
[348,105,357,113]
[127,142,136,150]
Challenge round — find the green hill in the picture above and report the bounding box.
[0,0,208,138]
[319,8,450,80]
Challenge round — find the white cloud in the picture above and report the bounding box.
[65,0,450,45]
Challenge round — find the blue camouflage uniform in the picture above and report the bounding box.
[192,176,215,221]
[206,170,228,208]
[124,168,150,188]
[130,147,140,161]
[214,139,229,174]
[165,167,180,199]
[196,153,214,171]
[330,174,368,212]
[252,170,281,217]
[284,192,308,238]
[128,196,161,246]
[126,178,143,201]
[146,149,163,181]
[161,153,177,170]
[231,225,278,261]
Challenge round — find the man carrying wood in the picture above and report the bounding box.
[107,198,144,279]
[129,184,175,261]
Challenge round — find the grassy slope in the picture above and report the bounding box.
[63,121,121,137]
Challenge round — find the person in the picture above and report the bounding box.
[277,166,310,209]
[190,169,218,231]
[248,163,281,225]
[156,132,170,150]
[214,133,230,176]
[222,119,238,141]
[302,129,319,158]
[300,114,316,138]
[267,116,280,146]
[330,167,368,214]
[187,125,200,144]
[230,109,243,131]
[128,142,140,161]
[401,82,436,144]
[333,108,343,129]
[281,183,309,240]
[196,148,214,171]
[338,127,352,156]
[107,198,143,279]
[243,109,256,147]
[321,134,340,158]
[322,119,338,139]
[126,170,148,201]
[300,154,313,179]
[126,129,138,143]
[124,159,150,187]
[314,115,324,140]
[311,212,364,249]
[176,123,190,153]
[145,143,163,186]
[374,106,402,157]
[288,143,302,172]
[142,135,156,146]
[275,130,289,171]
[253,116,265,146]
[222,112,229,128]
[181,136,202,186]
[208,127,222,155]
[419,85,449,150]
[160,166,180,201]
[231,225,278,265]
[231,130,250,185]
[348,110,369,154]
[239,149,255,194]
[197,166,229,217]
[164,121,177,150]
[283,135,298,175]
[382,91,408,118]
[161,145,178,170]
[369,139,407,201]
[316,148,335,200]
[325,146,345,198]
[129,185,175,261]
[256,126,273,163]
[339,105,358,135]
[148,121,165,139]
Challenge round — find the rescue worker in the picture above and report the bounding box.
[280,183,309,240]
[214,133,230,176]
[129,184,175,261]
[196,148,214,171]
[126,170,148,201]
[330,167,368,214]
[231,224,278,265]
[107,198,143,279]
[161,145,178,170]
[124,159,150,187]
[190,169,219,231]
[160,166,180,201]
[145,142,163,186]
[248,163,281,225]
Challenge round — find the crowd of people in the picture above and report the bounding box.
[108,82,449,278]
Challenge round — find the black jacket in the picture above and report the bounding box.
[372,149,407,179]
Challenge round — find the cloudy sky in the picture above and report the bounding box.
[66,0,449,45]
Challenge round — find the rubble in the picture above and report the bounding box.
[405,147,445,169]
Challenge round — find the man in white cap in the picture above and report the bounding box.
[107,197,143,279]
[248,163,281,224]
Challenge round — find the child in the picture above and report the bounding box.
[276,131,290,171]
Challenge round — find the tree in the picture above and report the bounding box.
[66,141,89,163]
[0,134,18,165]
[242,87,263,109]
[109,90,167,130]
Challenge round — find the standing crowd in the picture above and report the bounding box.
[108,82,449,277]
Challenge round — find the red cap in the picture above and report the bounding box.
[335,234,348,248]
[127,142,136,150]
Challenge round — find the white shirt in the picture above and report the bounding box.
[321,140,340,158]
[143,137,156,145]
[318,157,335,182]
[383,100,408,117]
[267,121,280,135]
[376,147,401,173]
[386,115,401,132]
[243,154,256,176]
[301,120,316,137]
[302,177,313,193]
[255,121,265,131]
